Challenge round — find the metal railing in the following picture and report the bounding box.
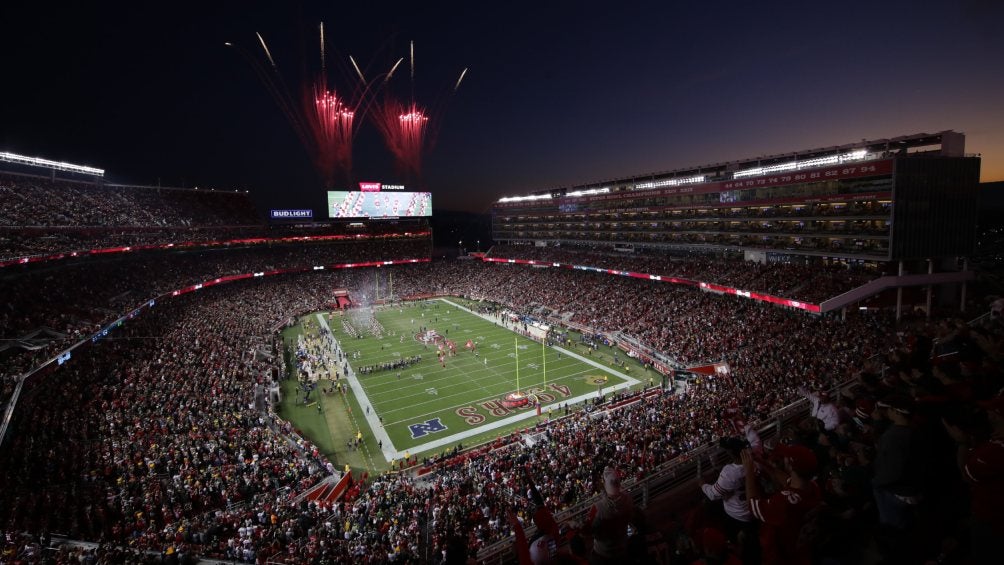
[474,394,814,563]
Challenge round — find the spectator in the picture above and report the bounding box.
[799,387,841,431]
[871,395,925,534]
[741,445,821,565]
[701,430,761,563]
[585,466,635,564]
[944,395,1004,562]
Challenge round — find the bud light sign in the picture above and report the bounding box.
[270,209,313,219]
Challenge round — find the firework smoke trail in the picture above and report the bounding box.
[350,55,366,83]
[385,58,403,83]
[228,39,311,153]
[319,22,326,75]
[409,40,416,105]
[231,25,365,188]
[256,32,276,69]
[454,68,468,92]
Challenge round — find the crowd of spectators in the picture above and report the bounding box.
[674,314,1004,565]
[489,243,879,304]
[0,238,430,410]
[1,254,998,564]
[0,276,330,560]
[0,171,436,262]
[505,217,888,237]
[0,223,432,263]
[0,173,260,229]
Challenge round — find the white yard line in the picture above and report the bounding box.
[320,302,642,461]
[372,360,601,421]
[377,299,642,458]
[440,298,641,386]
[394,381,635,459]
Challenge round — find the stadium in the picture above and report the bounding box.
[1,124,1000,565]
[3,4,1004,564]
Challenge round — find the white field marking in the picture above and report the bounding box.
[369,299,640,459]
[357,322,581,396]
[373,369,586,427]
[315,314,394,460]
[377,367,595,424]
[362,352,599,419]
[391,369,637,460]
[325,300,641,460]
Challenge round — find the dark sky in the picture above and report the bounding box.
[2,1,1003,214]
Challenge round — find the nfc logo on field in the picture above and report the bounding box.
[408,418,447,439]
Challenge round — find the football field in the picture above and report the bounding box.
[282,297,642,468]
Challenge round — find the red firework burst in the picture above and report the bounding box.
[307,86,355,187]
[228,23,362,188]
[365,41,466,186]
[230,31,465,189]
[373,100,428,180]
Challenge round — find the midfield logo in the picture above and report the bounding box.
[408,418,447,439]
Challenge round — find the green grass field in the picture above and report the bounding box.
[277,297,647,475]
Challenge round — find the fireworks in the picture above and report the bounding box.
[385,58,404,83]
[229,24,363,188]
[255,32,276,69]
[349,56,366,83]
[308,87,355,187]
[368,43,466,185]
[372,100,429,180]
[230,26,466,189]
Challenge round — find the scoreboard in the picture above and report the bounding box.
[327,191,432,219]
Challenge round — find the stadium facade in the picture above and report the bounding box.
[492,131,979,262]
[490,131,980,314]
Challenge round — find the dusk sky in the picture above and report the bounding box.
[2,1,1003,214]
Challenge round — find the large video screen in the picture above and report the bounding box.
[327,191,432,218]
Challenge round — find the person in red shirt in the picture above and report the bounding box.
[741,445,821,565]
[944,394,1004,562]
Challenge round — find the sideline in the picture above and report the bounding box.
[319,301,642,461]
[315,313,395,462]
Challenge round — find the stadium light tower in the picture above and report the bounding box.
[0,151,104,176]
